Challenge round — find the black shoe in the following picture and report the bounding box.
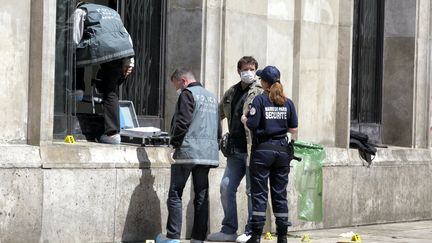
[246,233,261,243]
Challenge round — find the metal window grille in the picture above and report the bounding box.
[120,0,165,122]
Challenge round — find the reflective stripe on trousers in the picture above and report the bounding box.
[248,148,291,230]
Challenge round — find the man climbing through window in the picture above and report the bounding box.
[73,1,135,144]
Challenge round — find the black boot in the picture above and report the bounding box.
[246,230,262,243]
[277,226,287,243]
[277,234,287,243]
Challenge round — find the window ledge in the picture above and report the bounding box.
[41,141,172,169]
[0,142,172,169]
[323,146,432,166]
[1,143,431,169]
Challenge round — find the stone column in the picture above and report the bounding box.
[413,0,432,148]
[0,0,31,143]
[335,0,354,148]
[28,0,56,145]
[201,0,223,98]
[164,0,204,130]
[295,0,340,146]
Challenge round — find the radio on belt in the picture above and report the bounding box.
[119,100,169,146]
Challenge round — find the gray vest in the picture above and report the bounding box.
[76,4,135,67]
[172,86,219,166]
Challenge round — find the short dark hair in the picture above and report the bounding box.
[170,67,196,81]
[76,1,85,7]
[237,56,258,71]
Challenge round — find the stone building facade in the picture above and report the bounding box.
[1,0,431,242]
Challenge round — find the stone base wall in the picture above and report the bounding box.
[0,144,431,242]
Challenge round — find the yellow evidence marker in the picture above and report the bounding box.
[64,135,76,144]
[301,234,311,242]
[264,231,273,240]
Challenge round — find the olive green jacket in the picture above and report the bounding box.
[219,80,263,145]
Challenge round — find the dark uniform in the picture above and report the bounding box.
[74,3,135,139]
[245,92,298,237]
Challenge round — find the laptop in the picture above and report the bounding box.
[119,100,162,138]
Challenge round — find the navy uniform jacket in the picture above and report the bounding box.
[75,3,135,67]
[246,93,298,144]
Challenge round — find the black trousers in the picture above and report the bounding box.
[166,164,210,240]
[75,67,86,91]
[98,60,124,135]
[75,60,125,135]
[249,141,291,234]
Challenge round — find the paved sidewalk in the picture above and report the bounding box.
[203,220,432,243]
[283,220,432,243]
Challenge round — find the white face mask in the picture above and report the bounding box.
[176,88,182,95]
[240,71,255,84]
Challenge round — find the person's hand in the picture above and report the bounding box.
[122,65,133,77]
[167,147,176,164]
[241,114,248,126]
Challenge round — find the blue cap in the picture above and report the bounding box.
[256,65,280,85]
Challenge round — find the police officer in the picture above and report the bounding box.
[241,66,298,243]
[73,2,135,144]
[156,68,220,243]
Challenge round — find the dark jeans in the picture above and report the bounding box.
[220,152,251,234]
[166,164,210,240]
[75,60,124,135]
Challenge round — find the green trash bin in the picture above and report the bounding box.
[293,140,326,221]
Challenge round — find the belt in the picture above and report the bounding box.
[257,136,287,143]
[253,143,290,153]
[252,142,302,162]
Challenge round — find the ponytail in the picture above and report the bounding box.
[269,82,287,106]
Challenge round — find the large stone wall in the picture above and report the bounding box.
[322,147,432,227]
[163,0,348,147]
[382,0,417,146]
[0,0,31,143]
[294,0,341,146]
[1,144,431,242]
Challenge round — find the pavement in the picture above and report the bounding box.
[278,220,432,243]
[149,221,432,243]
[201,220,432,243]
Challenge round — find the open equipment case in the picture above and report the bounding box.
[119,100,169,146]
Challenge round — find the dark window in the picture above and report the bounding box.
[53,0,75,138]
[120,0,165,128]
[351,0,384,141]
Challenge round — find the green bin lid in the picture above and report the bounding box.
[293,140,324,150]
